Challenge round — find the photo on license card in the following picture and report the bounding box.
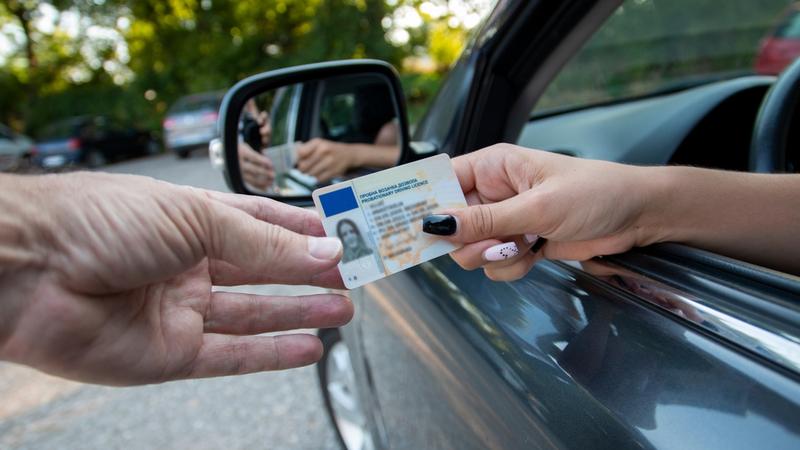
[313,154,466,289]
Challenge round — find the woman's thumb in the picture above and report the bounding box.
[423,194,533,243]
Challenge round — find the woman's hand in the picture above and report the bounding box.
[428,143,800,279]
[0,172,351,385]
[296,138,355,182]
[426,143,660,281]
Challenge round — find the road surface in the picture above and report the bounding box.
[0,152,341,450]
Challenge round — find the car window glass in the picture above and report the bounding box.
[320,92,356,140]
[532,0,797,115]
[40,120,77,139]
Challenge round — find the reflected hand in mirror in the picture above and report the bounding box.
[238,98,277,191]
[296,121,399,183]
[234,73,402,196]
[239,142,274,191]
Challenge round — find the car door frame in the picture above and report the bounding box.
[355,0,800,447]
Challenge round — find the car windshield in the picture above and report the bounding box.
[533,0,799,116]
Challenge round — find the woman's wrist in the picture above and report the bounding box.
[348,144,367,169]
[630,165,687,248]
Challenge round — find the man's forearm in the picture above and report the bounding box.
[641,166,800,273]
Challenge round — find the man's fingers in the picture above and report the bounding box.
[209,259,344,288]
[183,334,322,379]
[204,292,353,334]
[200,189,324,236]
[204,201,342,286]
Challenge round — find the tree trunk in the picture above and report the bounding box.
[6,0,37,69]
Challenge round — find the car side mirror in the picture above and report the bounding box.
[218,60,414,206]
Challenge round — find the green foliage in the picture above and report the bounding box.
[0,0,484,135]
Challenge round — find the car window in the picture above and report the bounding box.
[39,120,79,139]
[532,0,798,115]
[320,91,356,140]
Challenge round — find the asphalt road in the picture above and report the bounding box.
[0,151,341,450]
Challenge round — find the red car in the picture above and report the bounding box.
[755,3,800,75]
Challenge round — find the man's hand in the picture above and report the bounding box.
[239,142,275,190]
[0,172,352,385]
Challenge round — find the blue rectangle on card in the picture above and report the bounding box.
[319,186,359,217]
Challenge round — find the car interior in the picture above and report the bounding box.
[519,77,775,170]
[430,0,799,178]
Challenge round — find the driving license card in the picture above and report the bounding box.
[312,154,466,289]
[264,143,298,177]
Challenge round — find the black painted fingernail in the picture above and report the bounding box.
[422,214,457,235]
[530,237,547,253]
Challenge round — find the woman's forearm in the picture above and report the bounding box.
[642,166,800,273]
[350,144,400,169]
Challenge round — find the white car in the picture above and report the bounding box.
[0,124,33,172]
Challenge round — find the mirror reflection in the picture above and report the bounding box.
[236,74,401,195]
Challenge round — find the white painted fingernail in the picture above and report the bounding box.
[308,237,342,260]
[524,234,540,245]
[483,242,520,262]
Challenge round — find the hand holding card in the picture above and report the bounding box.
[312,154,467,288]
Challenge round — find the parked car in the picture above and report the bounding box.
[220,1,800,449]
[32,116,156,169]
[756,3,800,75]
[0,123,33,171]
[163,91,223,159]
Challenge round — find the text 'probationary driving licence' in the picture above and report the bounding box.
[312,154,467,289]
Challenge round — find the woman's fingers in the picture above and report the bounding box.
[182,333,322,379]
[449,238,503,270]
[204,292,353,335]
[296,141,321,172]
[484,251,542,281]
[427,192,543,244]
[451,235,545,281]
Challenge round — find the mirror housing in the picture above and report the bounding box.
[219,59,411,205]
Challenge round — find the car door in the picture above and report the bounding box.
[355,1,800,449]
